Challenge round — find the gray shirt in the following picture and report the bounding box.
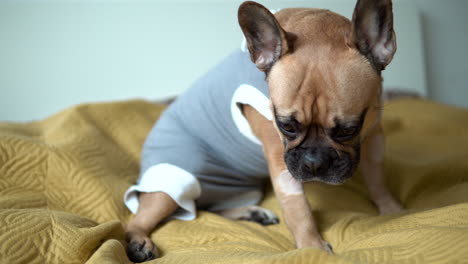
[125,49,273,218]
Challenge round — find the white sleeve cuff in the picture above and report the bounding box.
[231,84,272,145]
[123,163,202,221]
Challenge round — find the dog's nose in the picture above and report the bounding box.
[303,152,330,175]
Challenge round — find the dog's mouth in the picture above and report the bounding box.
[284,146,360,185]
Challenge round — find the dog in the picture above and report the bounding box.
[123,0,403,262]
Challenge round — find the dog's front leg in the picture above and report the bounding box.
[125,192,179,262]
[274,172,332,250]
[242,105,332,252]
[267,149,332,251]
[361,124,403,215]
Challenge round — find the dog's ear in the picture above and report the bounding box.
[238,1,294,72]
[348,0,396,71]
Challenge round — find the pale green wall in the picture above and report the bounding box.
[414,0,468,109]
[0,1,244,121]
[0,0,466,122]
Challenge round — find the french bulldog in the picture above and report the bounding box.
[124,0,403,262]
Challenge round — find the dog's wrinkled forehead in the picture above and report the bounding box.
[268,50,381,128]
[238,1,395,132]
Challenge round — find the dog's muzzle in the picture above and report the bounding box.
[285,146,360,185]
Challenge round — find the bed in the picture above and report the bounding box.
[1,98,468,264]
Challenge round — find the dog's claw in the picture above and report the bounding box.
[323,241,333,253]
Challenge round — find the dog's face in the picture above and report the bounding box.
[268,47,382,184]
[239,0,396,183]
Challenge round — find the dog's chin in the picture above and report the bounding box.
[298,174,352,185]
[289,167,357,185]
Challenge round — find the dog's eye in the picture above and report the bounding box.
[277,121,298,139]
[332,126,359,142]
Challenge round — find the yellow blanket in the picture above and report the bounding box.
[1,99,468,264]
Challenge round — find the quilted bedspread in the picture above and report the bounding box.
[1,99,468,264]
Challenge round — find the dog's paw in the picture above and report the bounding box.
[245,206,280,226]
[217,205,279,225]
[377,198,404,215]
[125,229,158,263]
[127,241,156,263]
[301,238,334,254]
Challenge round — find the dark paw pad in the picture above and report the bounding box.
[247,208,279,226]
[127,242,156,263]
